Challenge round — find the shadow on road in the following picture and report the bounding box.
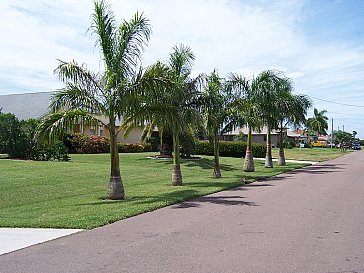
[288,163,346,175]
[171,195,257,209]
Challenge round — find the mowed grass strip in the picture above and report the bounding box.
[0,152,306,229]
[271,147,352,162]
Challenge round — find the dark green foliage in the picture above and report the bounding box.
[145,136,159,152]
[29,141,70,161]
[283,140,296,149]
[0,112,69,161]
[143,143,153,152]
[118,143,145,153]
[0,113,28,158]
[195,141,266,158]
[180,130,196,158]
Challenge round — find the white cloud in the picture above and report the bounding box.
[1,0,364,137]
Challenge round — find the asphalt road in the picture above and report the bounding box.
[1,151,363,273]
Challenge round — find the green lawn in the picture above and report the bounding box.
[0,152,308,229]
[271,147,352,162]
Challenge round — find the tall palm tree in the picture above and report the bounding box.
[133,44,201,186]
[226,73,262,172]
[307,108,329,138]
[252,70,283,168]
[274,78,311,165]
[37,1,157,200]
[200,69,231,178]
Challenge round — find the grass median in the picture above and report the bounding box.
[0,152,307,229]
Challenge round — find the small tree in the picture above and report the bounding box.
[307,108,329,138]
[334,130,352,151]
[0,112,27,158]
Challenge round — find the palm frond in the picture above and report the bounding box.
[91,0,116,69]
[115,11,152,79]
[36,109,101,145]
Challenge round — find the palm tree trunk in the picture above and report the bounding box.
[172,132,182,186]
[107,122,125,200]
[278,121,286,166]
[265,126,273,168]
[244,125,255,172]
[213,135,221,178]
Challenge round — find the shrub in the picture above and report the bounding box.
[195,141,266,158]
[283,140,296,149]
[0,112,28,158]
[0,112,70,161]
[118,143,145,153]
[143,143,153,152]
[64,134,110,154]
[145,136,159,152]
[29,141,70,161]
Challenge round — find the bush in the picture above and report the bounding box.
[0,112,70,161]
[195,141,266,158]
[0,112,28,158]
[29,141,70,161]
[143,143,153,152]
[118,143,144,153]
[283,140,296,149]
[145,136,159,152]
[64,134,153,154]
[64,134,110,154]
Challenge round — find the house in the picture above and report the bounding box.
[0,92,144,144]
[293,129,309,145]
[221,126,301,147]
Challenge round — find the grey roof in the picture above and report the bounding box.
[0,92,54,120]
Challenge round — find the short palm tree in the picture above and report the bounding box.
[37,1,156,200]
[307,108,329,138]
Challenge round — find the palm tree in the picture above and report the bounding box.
[37,1,156,200]
[200,69,231,178]
[226,73,262,172]
[252,70,283,168]
[134,44,201,186]
[274,78,311,165]
[307,108,329,138]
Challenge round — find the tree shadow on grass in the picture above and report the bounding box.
[144,157,239,172]
[183,158,239,171]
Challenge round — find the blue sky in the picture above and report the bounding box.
[1,0,364,137]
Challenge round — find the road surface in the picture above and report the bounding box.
[1,151,363,273]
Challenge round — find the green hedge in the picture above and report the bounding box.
[118,143,147,153]
[195,141,266,158]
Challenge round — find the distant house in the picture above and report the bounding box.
[221,126,301,147]
[293,129,309,145]
[0,92,144,144]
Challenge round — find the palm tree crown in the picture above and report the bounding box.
[38,0,155,200]
[307,108,329,137]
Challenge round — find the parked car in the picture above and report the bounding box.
[352,142,361,150]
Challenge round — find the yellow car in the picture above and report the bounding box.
[311,140,327,147]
